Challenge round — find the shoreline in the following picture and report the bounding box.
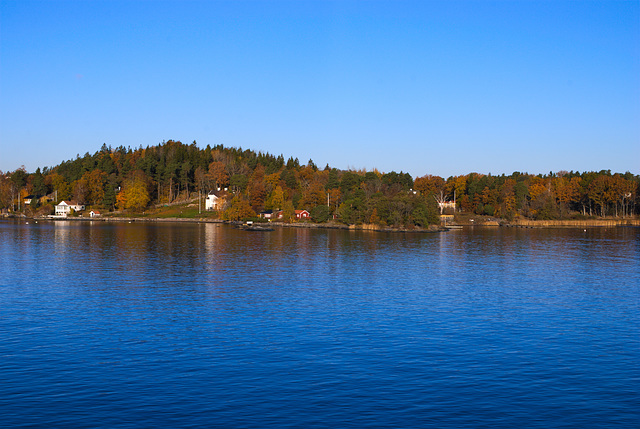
[2,214,447,233]
[3,214,639,230]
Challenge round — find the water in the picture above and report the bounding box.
[1,220,638,428]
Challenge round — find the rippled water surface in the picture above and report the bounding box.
[1,220,638,428]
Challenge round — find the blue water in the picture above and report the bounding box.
[1,220,638,428]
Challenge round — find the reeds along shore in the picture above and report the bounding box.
[508,219,640,228]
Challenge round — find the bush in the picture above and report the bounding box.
[483,204,495,216]
[310,205,330,223]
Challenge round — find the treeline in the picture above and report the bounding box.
[415,170,638,220]
[0,140,437,227]
[0,140,638,224]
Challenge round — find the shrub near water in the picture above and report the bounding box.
[311,205,330,223]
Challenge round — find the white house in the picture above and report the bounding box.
[55,200,85,216]
[205,191,227,211]
[89,210,101,217]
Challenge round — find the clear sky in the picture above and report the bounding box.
[1,0,638,178]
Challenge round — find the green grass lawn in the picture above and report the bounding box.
[154,206,218,219]
[105,203,220,219]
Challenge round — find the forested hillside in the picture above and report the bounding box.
[1,140,638,225]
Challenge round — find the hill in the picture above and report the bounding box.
[1,140,638,225]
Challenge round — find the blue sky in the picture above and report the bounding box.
[1,0,638,178]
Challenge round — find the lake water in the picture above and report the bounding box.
[1,220,638,428]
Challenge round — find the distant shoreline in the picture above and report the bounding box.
[10,216,449,233]
[4,214,639,230]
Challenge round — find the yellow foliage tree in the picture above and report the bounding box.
[281,200,295,223]
[301,181,326,208]
[222,197,256,221]
[500,178,516,215]
[264,173,280,193]
[117,177,150,211]
[266,185,285,210]
[528,177,550,202]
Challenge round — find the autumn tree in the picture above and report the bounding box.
[264,172,280,193]
[611,174,635,217]
[248,181,267,212]
[588,175,613,217]
[117,172,151,211]
[414,175,445,196]
[553,176,581,218]
[45,172,71,202]
[194,166,208,193]
[281,200,296,223]
[208,161,229,191]
[80,170,107,205]
[222,197,256,221]
[328,188,341,212]
[499,178,516,219]
[446,175,467,202]
[297,165,315,190]
[266,185,285,210]
[301,181,327,208]
[72,179,89,204]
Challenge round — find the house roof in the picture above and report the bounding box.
[207,190,229,198]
